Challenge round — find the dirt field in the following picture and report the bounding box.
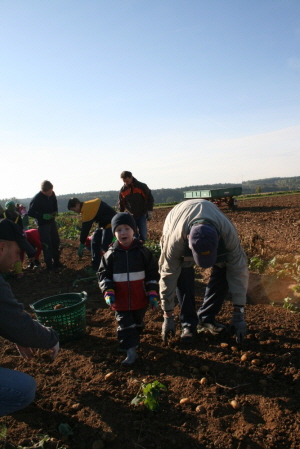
[1,194,300,449]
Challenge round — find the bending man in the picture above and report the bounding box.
[159,199,248,344]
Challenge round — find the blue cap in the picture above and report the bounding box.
[189,224,219,268]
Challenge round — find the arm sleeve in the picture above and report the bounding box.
[0,281,59,349]
[53,193,58,213]
[142,248,160,293]
[158,235,187,311]
[144,186,154,211]
[28,197,43,223]
[80,220,94,244]
[97,253,115,293]
[225,247,248,306]
[118,192,125,212]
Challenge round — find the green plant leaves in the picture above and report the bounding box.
[131,380,167,411]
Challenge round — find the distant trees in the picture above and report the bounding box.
[1,176,299,212]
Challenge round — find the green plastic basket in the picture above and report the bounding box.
[30,291,87,344]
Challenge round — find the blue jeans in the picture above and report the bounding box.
[115,307,147,349]
[91,227,113,270]
[197,265,229,323]
[0,368,36,417]
[134,215,147,242]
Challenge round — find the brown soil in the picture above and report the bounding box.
[1,194,300,449]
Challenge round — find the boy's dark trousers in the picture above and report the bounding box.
[115,307,148,350]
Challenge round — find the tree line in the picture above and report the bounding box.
[1,176,300,212]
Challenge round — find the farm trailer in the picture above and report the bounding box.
[183,187,242,210]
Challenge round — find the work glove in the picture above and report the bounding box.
[77,243,85,258]
[104,289,115,306]
[162,315,175,343]
[147,211,153,221]
[51,341,60,360]
[148,291,158,310]
[15,345,34,359]
[230,307,247,344]
[43,213,53,220]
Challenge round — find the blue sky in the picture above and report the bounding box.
[1,0,300,200]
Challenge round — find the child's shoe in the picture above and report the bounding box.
[121,347,138,366]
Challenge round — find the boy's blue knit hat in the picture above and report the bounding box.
[111,213,136,235]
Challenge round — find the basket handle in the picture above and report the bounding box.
[81,291,88,301]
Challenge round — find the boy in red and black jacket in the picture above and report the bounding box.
[97,213,159,366]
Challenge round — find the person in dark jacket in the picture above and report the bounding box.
[68,197,117,271]
[3,201,24,277]
[28,180,62,271]
[0,218,59,417]
[98,212,160,365]
[118,171,154,242]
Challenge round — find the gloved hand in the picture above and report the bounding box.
[43,214,53,220]
[230,307,247,343]
[104,289,115,306]
[77,243,85,258]
[147,211,153,221]
[162,314,175,343]
[50,341,60,360]
[148,290,158,310]
[15,345,34,359]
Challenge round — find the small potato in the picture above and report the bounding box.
[220,342,228,348]
[200,377,208,385]
[179,398,190,404]
[230,400,240,410]
[240,354,248,362]
[195,405,206,413]
[104,372,114,380]
[251,359,261,366]
[71,403,81,410]
[54,304,64,310]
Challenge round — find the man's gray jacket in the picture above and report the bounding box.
[159,199,249,311]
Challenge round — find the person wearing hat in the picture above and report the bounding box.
[0,218,59,417]
[67,197,116,271]
[28,180,62,271]
[159,199,248,344]
[98,212,160,365]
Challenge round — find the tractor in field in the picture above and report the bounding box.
[183,187,242,210]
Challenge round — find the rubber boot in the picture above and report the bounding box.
[121,347,138,366]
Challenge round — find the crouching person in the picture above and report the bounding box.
[0,219,59,417]
[97,213,160,366]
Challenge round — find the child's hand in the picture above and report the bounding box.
[104,289,115,306]
[148,291,158,310]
